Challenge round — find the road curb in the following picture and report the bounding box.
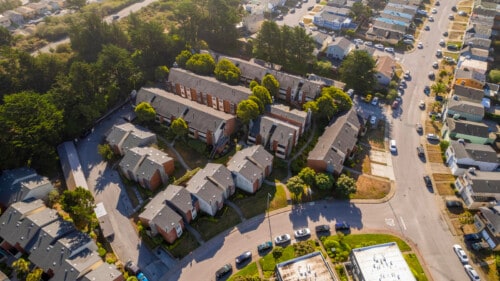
[350,180,396,204]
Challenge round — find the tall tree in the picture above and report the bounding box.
[26,268,43,281]
[170,117,189,138]
[262,74,280,99]
[185,53,216,75]
[12,258,30,279]
[174,0,204,46]
[175,50,193,68]
[251,85,272,105]
[349,2,372,23]
[339,50,376,95]
[316,94,337,121]
[335,174,357,198]
[286,176,306,199]
[315,173,334,190]
[287,26,315,71]
[236,99,259,124]
[135,102,156,123]
[322,87,353,113]
[248,95,265,114]
[201,0,241,50]
[298,167,316,187]
[431,82,447,95]
[253,21,281,63]
[214,58,241,85]
[61,187,95,230]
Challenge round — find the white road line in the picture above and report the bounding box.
[400,216,407,230]
[385,218,395,227]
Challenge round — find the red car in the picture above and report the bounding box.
[392,101,399,109]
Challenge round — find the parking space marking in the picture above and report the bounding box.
[400,216,407,230]
[385,218,395,227]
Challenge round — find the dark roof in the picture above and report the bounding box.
[250,116,300,148]
[0,168,53,207]
[105,123,156,153]
[308,108,362,174]
[186,164,233,203]
[164,185,196,216]
[466,170,500,194]
[450,141,498,163]
[50,249,101,281]
[465,37,492,50]
[446,118,489,137]
[478,206,500,236]
[227,145,273,184]
[453,85,484,102]
[447,99,485,117]
[119,146,172,182]
[151,205,182,233]
[269,104,309,130]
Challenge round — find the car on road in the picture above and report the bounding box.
[464,265,481,280]
[423,175,432,188]
[294,228,311,238]
[275,234,291,244]
[216,264,232,279]
[424,25,430,31]
[374,44,384,50]
[370,115,377,126]
[404,70,411,79]
[354,39,363,45]
[384,47,394,53]
[443,31,448,37]
[418,42,423,48]
[444,56,456,64]
[389,139,397,153]
[464,233,482,242]
[392,100,399,109]
[432,8,437,14]
[335,222,350,232]
[427,134,439,141]
[290,8,296,13]
[432,61,439,68]
[315,225,330,233]
[424,86,430,94]
[137,272,149,281]
[435,1,440,5]
[428,71,435,80]
[416,123,423,134]
[364,41,373,46]
[453,244,469,264]
[446,200,463,208]
[439,39,445,46]
[428,16,434,21]
[436,49,442,57]
[451,5,457,11]
[417,145,425,157]
[448,14,454,20]
[235,251,252,264]
[371,97,379,106]
[307,6,313,11]
[257,241,273,252]
[419,100,425,109]
[403,34,414,40]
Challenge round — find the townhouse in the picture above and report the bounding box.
[164,184,200,224]
[139,193,184,244]
[474,206,500,251]
[456,169,500,210]
[227,145,273,194]
[441,118,495,145]
[0,168,54,209]
[105,123,157,156]
[268,104,312,136]
[444,99,485,122]
[248,116,300,159]
[374,55,396,86]
[445,140,499,176]
[313,6,355,31]
[325,37,353,60]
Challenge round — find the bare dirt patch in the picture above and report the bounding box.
[351,175,391,199]
[451,22,467,31]
[454,16,469,23]
[435,182,456,196]
[428,152,444,163]
[433,173,455,182]
[426,145,441,153]
[449,31,463,41]
[425,120,441,135]
[361,124,386,150]
[458,0,473,6]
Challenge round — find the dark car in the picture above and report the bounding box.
[423,176,432,188]
[428,72,435,80]
[216,264,232,279]
[424,86,430,94]
[335,222,350,232]
[435,95,444,102]
[417,145,425,157]
[451,5,457,11]
[416,123,423,134]
[447,44,458,51]
[257,241,273,252]
[446,200,463,208]
[315,224,331,233]
[235,251,252,264]
[464,233,482,242]
[443,31,448,37]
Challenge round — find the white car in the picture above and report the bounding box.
[389,140,397,153]
[428,16,434,21]
[374,44,384,50]
[427,134,439,141]
[364,41,373,46]
[354,39,363,45]
[464,265,481,281]
[419,100,425,109]
[371,97,379,106]
[384,47,394,53]
[417,42,423,49]
[432,8,437,14]
[453,244,469,264]
[294,228,311,238]
[370,116,377,125]
[275,234,291,244]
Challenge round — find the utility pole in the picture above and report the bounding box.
[267,193,273,242]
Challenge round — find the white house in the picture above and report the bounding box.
[456,168,500,210]
[374,55,396,86]
[325,38,353,60]
[445,140,499,176]
[227,145,273,194]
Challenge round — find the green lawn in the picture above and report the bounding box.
[259,246,296,272]
[231,183,288,219]
[404,253,428,281]
[228,262,259,281]
[174,140,208,169]
[164,231,199,259]
[190,206,242,241]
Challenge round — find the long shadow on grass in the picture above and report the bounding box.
[288,200,363,233]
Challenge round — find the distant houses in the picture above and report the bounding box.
[0,168,54,209]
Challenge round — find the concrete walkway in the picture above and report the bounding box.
[157,136,191,171]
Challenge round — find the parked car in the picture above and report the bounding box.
[445,200,463,208]
[294,228,311,238]
[371,97,379,106]
[464,265,480,281]
[389,139,397,153]
[439,39,445,46]
[416,123,423,134]
[458,11,467,16]
[424,25,430,31]
[370,115,377,125]
[435,1,440,5]
[307,6,313,11]
[403,34,414,40]
[424,86,431,94]
[257,241,273,252]
[428,16,434,21]
[447,44,458,51]
[137,273,149,281]
[235,251,252,264]
[364,41,373,46]
[374,44,384,50]
[290,8,296,13]
[464,233,482,242]
[354,39,363,45]
[125,261,140,275]
[418,42,423,48]
[443,31,448,37]
[275,234,291,244]
[384,47,394,53]
[335,222,350,231]
[428,112,442,119]
[417,145,425,157]
[435,95,443,102]
[436,49,442,57]
[432,61,439,68]
[112,15,120,20]
[448,14,454,20]
[451,5,457,11]
[428,71,435,80]
[453,244,469,264]
[427,134,439,141]
[471,242,489,251]
[392,100,399,109]
[432,8,437,14]
[444,57,456,64]
[423,175,432,188]
[216,264,232,279]
[404,70,411,79]
[419,100,425,109]
[365,94,373,103]
[315,225,330,233]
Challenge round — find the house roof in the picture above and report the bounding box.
[450,141,498,163]
[227,145,273,184]
[375,55,395,79]
[386,2,418,14]
[50,249,101,281]
[106,123,156,153]
[466,23,493,37]
[307,74,346,90]
[164,185,196,216]
[120,146,172,182]
[478,206,500,236]
[311,32,331,46]
[80,262,123,281]
[308,108,362,174]
[446,118,489,137]
[139,189,168,222]
[250,116,300,148]
[465,37,492,50]
[460,47,490,59]
[328,37,353,52]
[447,99,485,117]
[453,85,484,102]
[458,58,488,74]
[136,88,235,133]
[371,19,407,35]
[57,141,88,190]
[456,68,486,83]
[186,163,233,203]
[269,104,309,128]
[168,67,251,105]
[151,205,182,233]
[0,168,53,207]
[465,170,500,194]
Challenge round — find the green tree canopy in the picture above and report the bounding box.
[349,2,372,22]
[488,69,500,83]
[298,167,316,187]
[316,94,337,121]
[66,0,86,9]
[251,85,272,105]
[249,95,265,114]
[303,100,319,114]
[185,53,216,75]
[26,268,43,281]
[175,50,193,68]
[236,99,260,124]
[214,58,241,85]
[322,86,353,113]
[431,82,447,95]
[287,176,306,198]
[315,173,334,190]
[0,26,12,46]
[135,102,156,123]
[249,80,259,90]
[335,174,357,198]
[171,117,189,138]
[262,74,280,99]
[12,258,30,279]
[61,187,95,230]
[98,144,115,162]
[339,50,376,95]
[155,65,170,82]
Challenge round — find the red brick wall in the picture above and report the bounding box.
[307,159,327,173]
[148,170,162,191]
[163,159,175,175]
[156,220,184,244]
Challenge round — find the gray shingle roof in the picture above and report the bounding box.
[446,118,489,137]
[139,190,168,222]
[455,67,487,84]
[450,141,498,163]
[120,146,172,183]
[269,104,308,128]
[227,145,273,184]
[250,116,300,149]
[80,262,122,281]
[478,206,500,236]
[186,164,233,203]
[50,249,101,281]
[105,123,156,153]
[151,205,182,233]
[168,67,251,105]
[329,37,353,52]
[453,85,485,102]
[465,37,492,50]
[447,99,485,117]
[0,168,53,207]
[164,185,196,217]
[466,170,500,194]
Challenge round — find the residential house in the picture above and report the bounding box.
[460,47,490,62]
[26,2,48,15]
[105,123,157,156]
[57,141,89,191]
[465,37,492,50]
[311,32,333,54]
[465,23,493,40]
[445,140,499,176]
[456,169,500,209]
[167,67,251,114]
[474,206,500,251]
[14,6,35,19]
[307,108,364,175]
[0,168,54,209]
[118,146,174,190]
[325,37,353,60]
[3,11,24,25]
[186,164,235,216]
[484,82,499,100]
[0,15,11,28]
[164,185,199,223]
[80,263,124,281]
[366,2,417,43]
[268,0,286,10]
[248,116,300,159]
[375,55,396,86]
[139,194,184,244]
[50,249,102,281]
[445,99,485,122]
[313,6,354,31]
[327,0,347,8]
[458,57,488,75]
[452,84,485,103]
[442,118,495,145]
[268,104,311,136]
[135,88,236,150]
[227,145,273,193]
